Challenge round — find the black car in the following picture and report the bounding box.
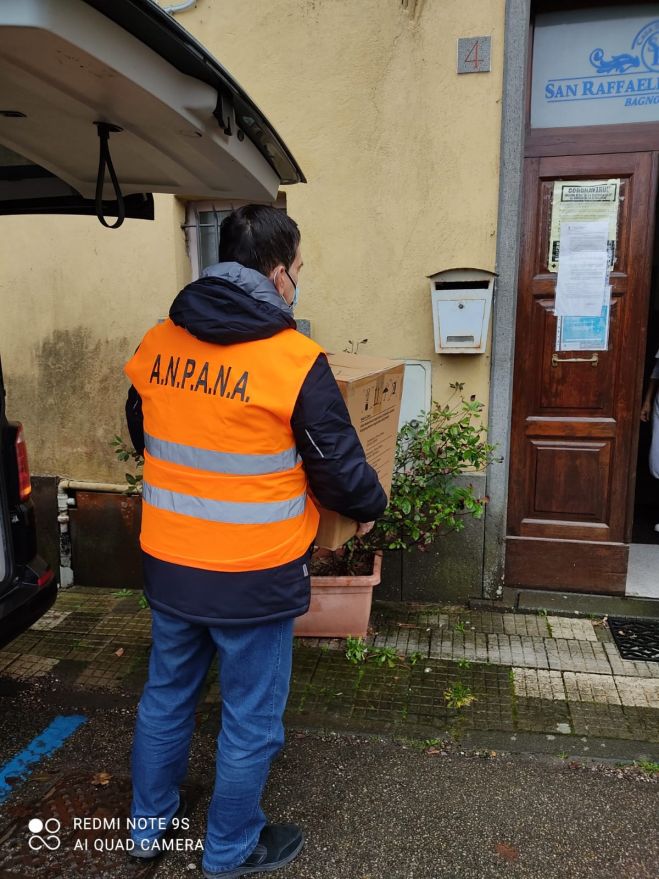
[0,359,56,649]
[0,0,303,648]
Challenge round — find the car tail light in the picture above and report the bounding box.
[37,569,54,588]
[15,423,32,501]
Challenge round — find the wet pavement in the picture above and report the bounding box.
[0,674,657,879]
[1,587,657,747]
[0,586,658,877]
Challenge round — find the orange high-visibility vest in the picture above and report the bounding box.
[124,318,322,572]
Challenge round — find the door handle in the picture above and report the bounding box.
[551,353,599,367]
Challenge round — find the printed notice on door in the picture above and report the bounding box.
[556,287,611,352]
[554,220,609,316]
[548,179,620,273]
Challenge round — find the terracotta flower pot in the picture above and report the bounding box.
[293,551,383,639]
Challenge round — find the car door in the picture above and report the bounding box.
[0,357,13,593]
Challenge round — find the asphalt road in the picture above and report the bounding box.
[0,673,657,879]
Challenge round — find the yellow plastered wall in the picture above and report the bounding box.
[0,196,189,480]
[0,0,504,481]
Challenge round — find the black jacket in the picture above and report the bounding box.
[125,261,387,625]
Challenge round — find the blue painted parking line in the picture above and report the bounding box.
[0,714,87,804]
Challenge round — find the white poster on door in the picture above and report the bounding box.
[554,220,609,316]
[556,287,612,351]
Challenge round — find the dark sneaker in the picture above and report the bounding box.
[129,793,188,860]
[202,823,304,878]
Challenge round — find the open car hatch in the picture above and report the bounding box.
[0,0,305,221]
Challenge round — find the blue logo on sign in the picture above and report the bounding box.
[544,19,659,108]
[632,19,659,72]
[589,20,659,74]
[588,48,639,75]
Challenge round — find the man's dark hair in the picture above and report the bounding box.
[219,204,300,276]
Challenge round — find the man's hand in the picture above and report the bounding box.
[356,521,375,538]
[641,399,652,422]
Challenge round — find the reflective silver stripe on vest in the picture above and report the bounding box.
[144,432,298,475]
[143,482,307,524]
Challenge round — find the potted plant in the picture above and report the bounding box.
[294,383,497,638]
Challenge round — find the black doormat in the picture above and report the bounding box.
[608,617,659,663]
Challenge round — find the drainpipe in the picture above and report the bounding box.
[57,483,75,589]
[58,480,130,494]
[57,479,133,588]
[163,0,197,14]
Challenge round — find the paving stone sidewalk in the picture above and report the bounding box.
[1,587,658,749]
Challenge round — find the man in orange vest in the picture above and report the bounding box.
[124,204,387,877]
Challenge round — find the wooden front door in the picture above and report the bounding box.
[506,152,656,593]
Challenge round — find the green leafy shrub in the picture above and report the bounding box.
[358,383,497,553]
[345,635,369,664]
[110,435,144,495]
[444,681,477,709]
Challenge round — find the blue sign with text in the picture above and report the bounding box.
[546,20,659,109]
[531,7,659,128]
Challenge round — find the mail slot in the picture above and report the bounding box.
[428,268,495,354]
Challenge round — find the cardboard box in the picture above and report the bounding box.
[314,353,405,550]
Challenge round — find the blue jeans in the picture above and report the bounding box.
[130,608,294,873]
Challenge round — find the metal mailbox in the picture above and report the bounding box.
[428,268,495,354]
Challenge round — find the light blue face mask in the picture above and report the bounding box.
[284,268,299,311]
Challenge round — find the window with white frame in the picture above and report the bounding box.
[184,196,287,279]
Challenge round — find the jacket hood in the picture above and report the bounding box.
[169,261,296,345]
